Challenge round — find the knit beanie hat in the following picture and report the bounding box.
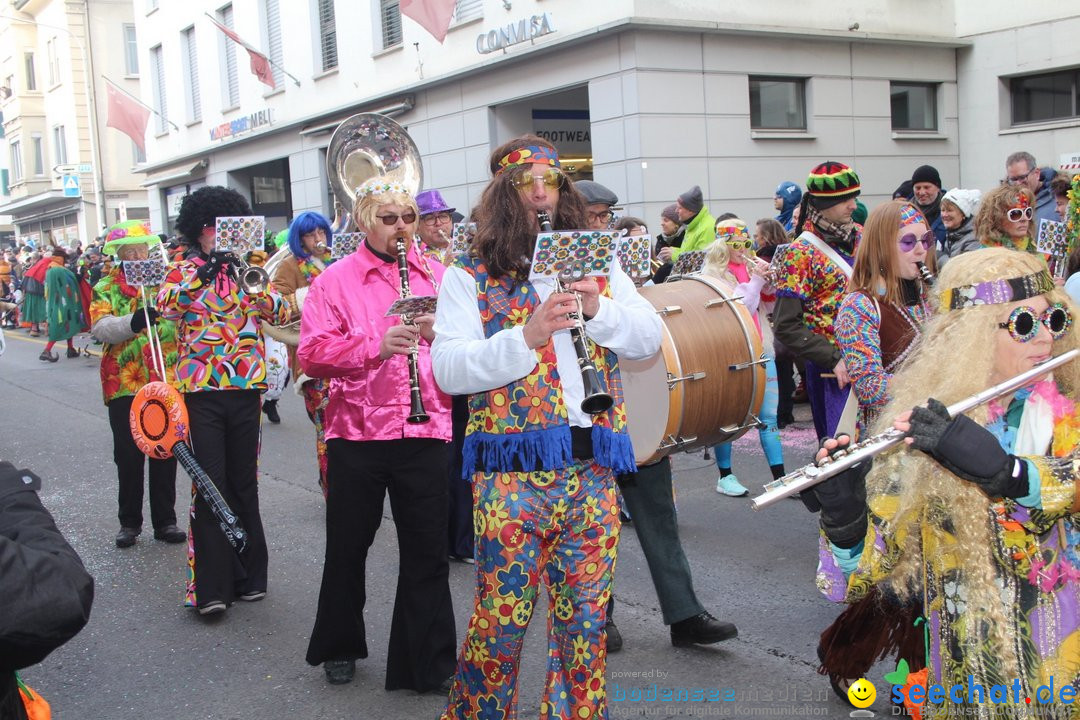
[851,200,868,226]
[806,161,861,209]
[941,188,981,219]
[677,185,704,214]
[911,164,943,189]
[661,204,680,224]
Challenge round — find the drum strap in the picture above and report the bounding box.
[799,232,858,438]
[798,232,853,279]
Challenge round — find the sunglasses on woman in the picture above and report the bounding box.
[509,167,565,190]
[998,303,1072,342]
[374,211,417,226]
[1006,206,1033,222]
[897,232,934,252]
[725,238,754,251]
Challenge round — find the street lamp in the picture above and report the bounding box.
[1,5,108,242]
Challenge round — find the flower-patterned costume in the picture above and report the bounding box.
[772,228,860,439]
[90,265,182,536]
[158,255,288,609]
[90,268,179,402]
[439,256,651,720]
[818,381,1080,717]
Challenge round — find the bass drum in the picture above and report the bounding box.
[620,275,766,466]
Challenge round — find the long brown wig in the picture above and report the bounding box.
[471,135,587,279]
[849,200,936,307]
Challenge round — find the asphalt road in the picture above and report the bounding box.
[0,328,898,719]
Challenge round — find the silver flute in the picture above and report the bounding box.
[751,348,1080,510]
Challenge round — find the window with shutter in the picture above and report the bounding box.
[220,5,239,108]
[318,0,338,72]
[264,0,284,89]
[151,45,168,134]
[454,0,482,23]
[380,0,402,49]
[124,24,139,75]
[183,27,201,122]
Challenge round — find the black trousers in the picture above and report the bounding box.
[107,395,178,531]
[615,456,706,625]
[447,395,473,558]
[306,437,457,693]
[184,390,268,606]
[773,338,798,421]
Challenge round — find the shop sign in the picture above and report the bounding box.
[476,12,555,55]
[1061,152,1080,172]
[210,108,274,142]
[532,109,590,154]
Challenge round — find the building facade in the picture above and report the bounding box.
[0,0,150,250]
[133,1,1078,235]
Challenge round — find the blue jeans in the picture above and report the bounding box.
[714,357,784,470]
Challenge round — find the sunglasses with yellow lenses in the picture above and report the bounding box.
[510,167,565,190]
[725,238,754,251]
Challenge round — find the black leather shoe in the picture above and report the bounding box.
[154,524,186,543]
[670,612,738,647]
[115,527,140,548]
[262,400,281,424]
[39,350,58,363]
[324,659,356,685]
[604,618,623,653]
[66,346,79,358]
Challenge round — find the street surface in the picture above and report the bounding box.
[1,329,898,719]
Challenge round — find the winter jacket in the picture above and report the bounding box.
[651,226,685,284]
[669,206,717,261]
[0,462,94,720]
[937,216,981,266]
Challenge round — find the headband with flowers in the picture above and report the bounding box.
[355,179,412,200]
[496,144,561,175]
[1012,191,1032,209]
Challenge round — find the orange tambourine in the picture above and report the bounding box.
[129,381,247,552]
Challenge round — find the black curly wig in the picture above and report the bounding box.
[175,186,252,245]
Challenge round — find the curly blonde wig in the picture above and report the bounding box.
[866,247,1080,677]
[973,184,1034,247]
[702,239,735,284]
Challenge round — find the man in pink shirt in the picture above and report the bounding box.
[298,177,456,692]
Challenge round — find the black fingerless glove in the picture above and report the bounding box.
[129,307,159,333]
[196,253,225,284]
[908,398,1029,499]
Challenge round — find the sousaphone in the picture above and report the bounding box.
[326,112,423,219]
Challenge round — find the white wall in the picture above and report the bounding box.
[956,12,1080,192]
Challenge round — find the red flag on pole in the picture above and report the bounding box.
[104,79,150,152]
[400,0,458,43]
[206,16,277,89]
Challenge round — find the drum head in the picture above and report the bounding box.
[620,329,674,465]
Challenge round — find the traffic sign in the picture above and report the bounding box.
[62,174,81,197]
[77,163,93,173]
[53,164,77,175]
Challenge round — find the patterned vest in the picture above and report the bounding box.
[457,255,635,475]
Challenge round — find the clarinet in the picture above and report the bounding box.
[537,211,614,415]
[916,261,935,285]
[395,236,431,424]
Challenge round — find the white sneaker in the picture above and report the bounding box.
[716,474,749,497]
